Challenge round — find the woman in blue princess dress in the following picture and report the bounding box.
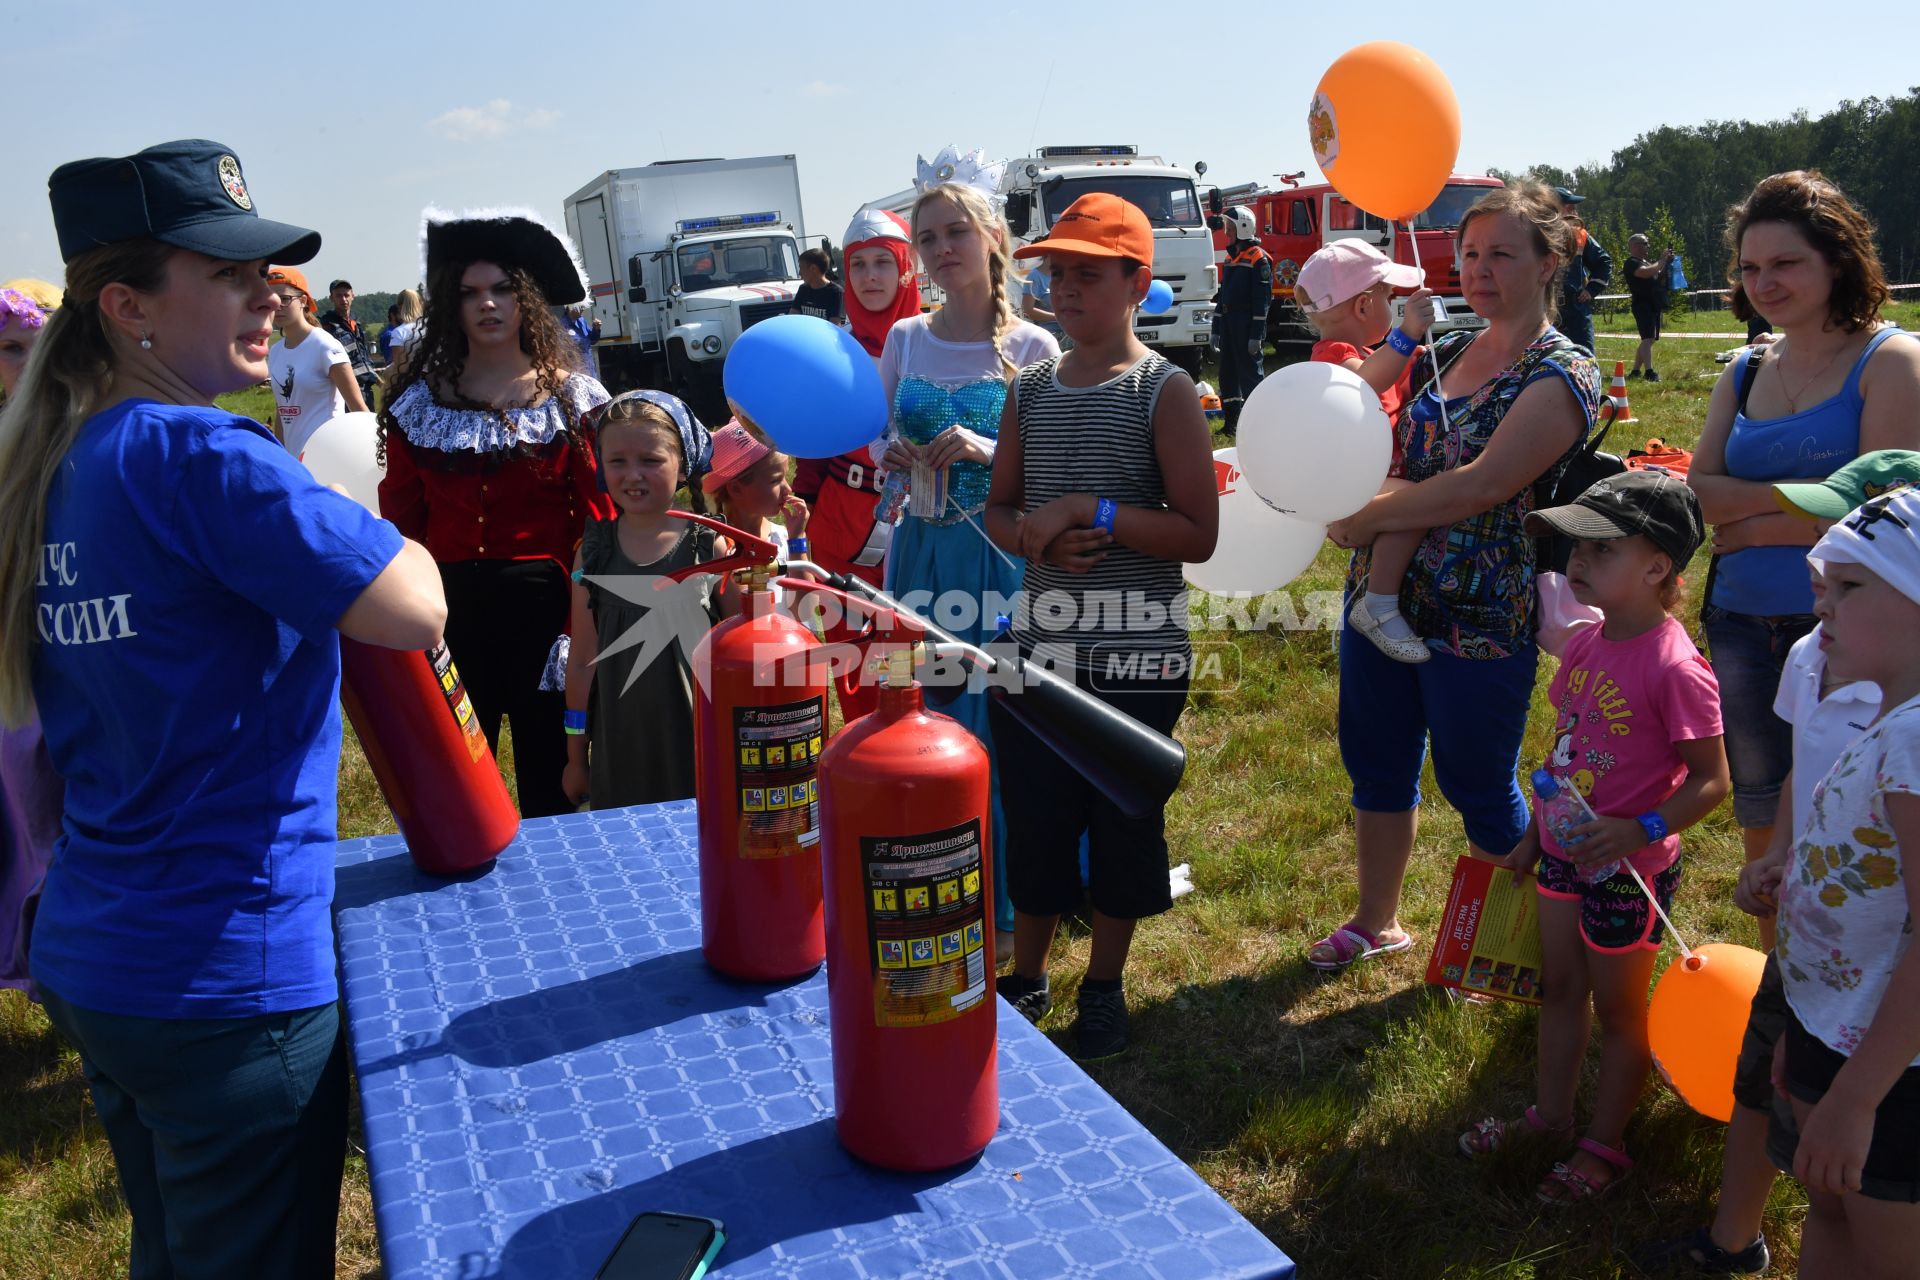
[875,177,1058,956]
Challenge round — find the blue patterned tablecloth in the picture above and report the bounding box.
[335,802,1294,1279]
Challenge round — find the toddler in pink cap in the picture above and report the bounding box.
[1297,240,1437,662]
[705,420,811,568]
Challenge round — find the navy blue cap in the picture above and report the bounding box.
[1552,186,1585,205]
[48,139,320,265]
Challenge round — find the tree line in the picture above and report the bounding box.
[1500,88,1920,300]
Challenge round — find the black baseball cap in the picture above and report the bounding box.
[1525,469,1705,566]
[48,139,320,265]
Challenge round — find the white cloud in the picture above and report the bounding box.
[800,80,848,98]
[428,100,563,142]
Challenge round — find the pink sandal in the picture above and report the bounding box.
[1307,923,1413,973]
[1457,1105,1573,1158]
[1536,1137,1633,1206]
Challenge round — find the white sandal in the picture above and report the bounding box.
[1348,597,1431,664]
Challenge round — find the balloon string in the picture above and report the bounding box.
[949,492,1025,574]
[1403,224,1446,404]
[1625,861,1696,963]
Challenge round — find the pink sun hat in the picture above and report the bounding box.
[1294,240,1425,313]
[702,422,771,494]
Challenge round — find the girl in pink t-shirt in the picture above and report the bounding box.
[1459,471,1730,1207]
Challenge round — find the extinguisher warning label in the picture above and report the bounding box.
[862,820,988,1027]
[733,697,824,858]
[429,643,486,762]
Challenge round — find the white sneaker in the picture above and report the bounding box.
[1348,597,1432,663]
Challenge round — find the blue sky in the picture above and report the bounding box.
[7,0,1915,290]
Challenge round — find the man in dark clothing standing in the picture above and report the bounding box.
[1214,206,1271,435]
[1623,233,1675,381]
[1553,187,1611,355]
[319,279,379,411]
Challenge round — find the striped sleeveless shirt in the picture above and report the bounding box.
[1011,352,1190,674]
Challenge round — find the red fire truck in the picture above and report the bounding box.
[1208,173,1502,346]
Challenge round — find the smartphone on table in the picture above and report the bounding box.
[593,1211,726,1280]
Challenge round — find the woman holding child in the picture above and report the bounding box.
[1311,180,1604,971]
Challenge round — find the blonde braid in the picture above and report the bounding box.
[913,183,1022,380]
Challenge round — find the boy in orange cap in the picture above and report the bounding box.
[983,193,1218,1059]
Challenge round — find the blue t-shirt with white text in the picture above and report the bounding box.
[30,399,403,1018]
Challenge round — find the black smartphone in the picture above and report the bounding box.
[593,1211,726,1280]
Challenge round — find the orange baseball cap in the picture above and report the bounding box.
[1012,192,1153,264]
[266,265,318,314]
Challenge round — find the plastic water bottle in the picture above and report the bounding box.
[1530,769,1618,882]
[875,466,910,525]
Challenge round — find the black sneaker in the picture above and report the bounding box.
[1630,1226,1769,1275]
[1073,986,1129,1060]
[996,973,1051,1024]
[1627,368,1643,379]
[1645,369,1662,382]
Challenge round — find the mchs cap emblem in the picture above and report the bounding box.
[217,155,251,210]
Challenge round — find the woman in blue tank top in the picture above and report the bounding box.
[1689,171,1920,945]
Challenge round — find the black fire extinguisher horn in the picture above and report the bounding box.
[783,560,1186,820]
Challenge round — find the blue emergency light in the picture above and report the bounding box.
[675,211,782,233]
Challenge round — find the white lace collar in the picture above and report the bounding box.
[387,374,610,453]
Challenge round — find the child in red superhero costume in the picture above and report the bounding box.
[792,207,920,587]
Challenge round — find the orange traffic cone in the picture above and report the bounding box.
[1608,361,1638,423]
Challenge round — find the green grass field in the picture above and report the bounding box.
[3,324,1909,1278]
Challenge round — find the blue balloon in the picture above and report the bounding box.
[1142,279,1175,316]
[722,315,889,459]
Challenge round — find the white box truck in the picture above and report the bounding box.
[877,146,1216,372]
[1004,147,1215,371]
[564,155,819,418]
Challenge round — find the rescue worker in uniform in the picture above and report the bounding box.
[1214,206,1271,435]
[1553,186,1611,354]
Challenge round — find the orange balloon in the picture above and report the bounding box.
[1309,41,1462,222]
[1647,942,1767,1123]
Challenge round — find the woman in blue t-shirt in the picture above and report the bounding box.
[0,141,446,1279]
[1689,171,1920,946]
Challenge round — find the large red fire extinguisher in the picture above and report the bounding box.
[686,517,830,980]
[339,638,520,876]
[817,641,997,1170]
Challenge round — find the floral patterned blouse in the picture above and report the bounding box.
[1346,327,1602,660]
[1778,693,1920,1062]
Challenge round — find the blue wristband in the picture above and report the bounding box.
[564,709,588,734]
[789,536,808,556]
[1636,811,1668,844]
[1386,326,1418,356]
[1094,497,1118,534]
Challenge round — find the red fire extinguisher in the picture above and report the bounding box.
[817,640,998,1170]
[681,514,832,980]
[339,638,519,876]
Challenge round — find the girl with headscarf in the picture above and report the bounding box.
[790,207,921,591]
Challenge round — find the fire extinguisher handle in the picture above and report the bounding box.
[660,509,779,583]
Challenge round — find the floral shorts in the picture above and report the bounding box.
[1537,852,1682,952]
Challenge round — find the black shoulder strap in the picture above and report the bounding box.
[1735,346,1765,419]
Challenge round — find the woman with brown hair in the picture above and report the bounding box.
[1314,179,1604,973]
[0,139,444,1277]
[1690,173,1920,935]
[379,209,613,817]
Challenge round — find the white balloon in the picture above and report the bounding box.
[1185,449,1329,595]
[1236,361,1393,524]
[301,411,384,515]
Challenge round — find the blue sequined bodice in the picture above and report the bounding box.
[891,375,1006,521]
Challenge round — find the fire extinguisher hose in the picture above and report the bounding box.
[783,560,1186,819]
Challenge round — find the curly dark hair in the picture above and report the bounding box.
[1725,170,1889,333]
[377,259,582,463]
